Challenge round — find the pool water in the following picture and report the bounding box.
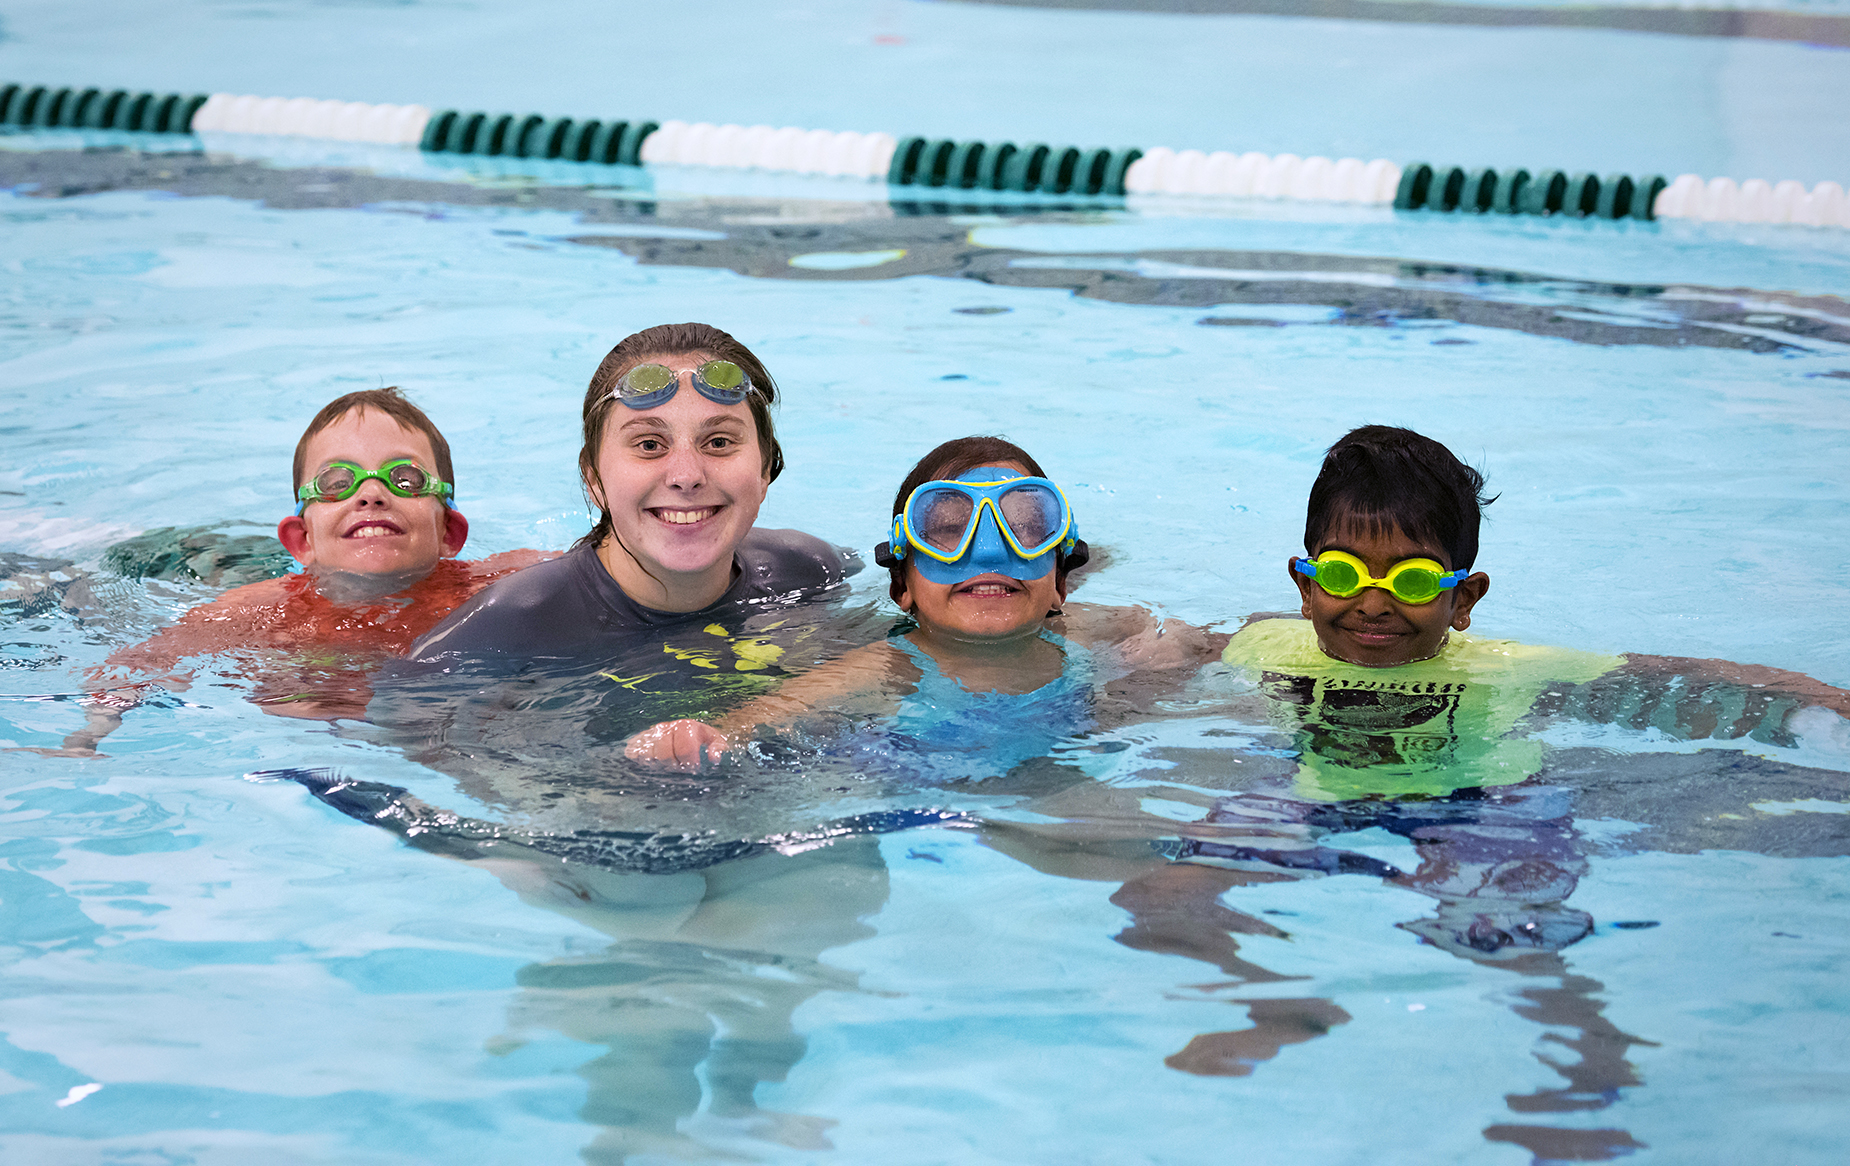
[4,3,1850,1164]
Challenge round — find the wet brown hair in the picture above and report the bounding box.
[577,323,784,551]
[292,388,454,496]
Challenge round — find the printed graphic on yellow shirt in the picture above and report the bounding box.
[1222,619,1622,801]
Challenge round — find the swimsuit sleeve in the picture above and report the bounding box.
[734,528,863,597]
[404,548,604,664]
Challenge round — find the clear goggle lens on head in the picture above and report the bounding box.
[606,360,753,410]
[1293,550,1466,605]
[901,477,1073,563]
[295,459,454,513]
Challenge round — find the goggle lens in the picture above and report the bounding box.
[997,485,1062,550]
[914,489,976,554]
[1314,557,1362,597]
[311,464,357,499]
[1391,567,1442,604]
[615,363,677,399]
[698,360,746,395]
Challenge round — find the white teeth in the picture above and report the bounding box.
[658,508,716,525]
[348,525,398,538]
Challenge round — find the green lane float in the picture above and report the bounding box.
[1,83,206,133]
[1394,161,1666,220]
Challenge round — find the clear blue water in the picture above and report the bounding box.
[4,3,1850,1163]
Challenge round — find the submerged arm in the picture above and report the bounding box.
[1539,653,1850,744]
[624,640,918,768]
[13,583,285,760]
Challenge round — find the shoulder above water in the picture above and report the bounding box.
[406,529,859,665]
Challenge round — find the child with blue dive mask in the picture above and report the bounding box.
[625,436,1219,770]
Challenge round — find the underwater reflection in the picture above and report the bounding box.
[487,839,888,1162]
[281,763,895,1163]
[980,720,1847,1163]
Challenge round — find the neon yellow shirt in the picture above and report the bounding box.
[1220,619,1623,801]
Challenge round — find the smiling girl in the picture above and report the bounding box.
[408,323,856,665]
[625,436,1215,770]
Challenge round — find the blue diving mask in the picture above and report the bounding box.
[874,466,1087,586]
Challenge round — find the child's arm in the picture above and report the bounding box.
[625,640,921,768]
[96,578,291,685]
[1621,655,1850,717]
[1056,603,1231,676]
[1540,653,1850,744]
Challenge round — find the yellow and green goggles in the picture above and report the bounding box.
[1293,550,1467,605]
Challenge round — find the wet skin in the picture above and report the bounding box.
[277,408,466,581]
[585,352,771,612]
[1290,519,1489,667]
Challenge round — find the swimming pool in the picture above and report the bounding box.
[4,2,1850,1163]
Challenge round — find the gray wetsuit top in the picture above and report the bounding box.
[406,530,859,666]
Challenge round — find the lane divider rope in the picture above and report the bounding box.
[4,81,1845,226]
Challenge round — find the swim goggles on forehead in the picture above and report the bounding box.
[605,360,754,411]
[1293,550,1467,605]
[875,470,1086,586]
[295,460,454,515]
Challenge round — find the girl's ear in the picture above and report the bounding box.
[1048,571,1070,617]
[440,508,470,557]
[277,516,312,563]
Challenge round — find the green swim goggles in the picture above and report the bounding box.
[606,360,754,410]
[1293,550,1468,605]
[295,460,454,514]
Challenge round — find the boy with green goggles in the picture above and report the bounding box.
[42,388,542,759]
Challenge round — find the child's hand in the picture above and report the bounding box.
[624,719,731,769]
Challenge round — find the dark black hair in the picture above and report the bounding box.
[877,435,1087,606]
[1304,426,1495,570]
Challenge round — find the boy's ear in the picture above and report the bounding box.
[1288,556,1317,616]
[277,516,312,563]
[441,508,469,557]
[1450,572,1491,630]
